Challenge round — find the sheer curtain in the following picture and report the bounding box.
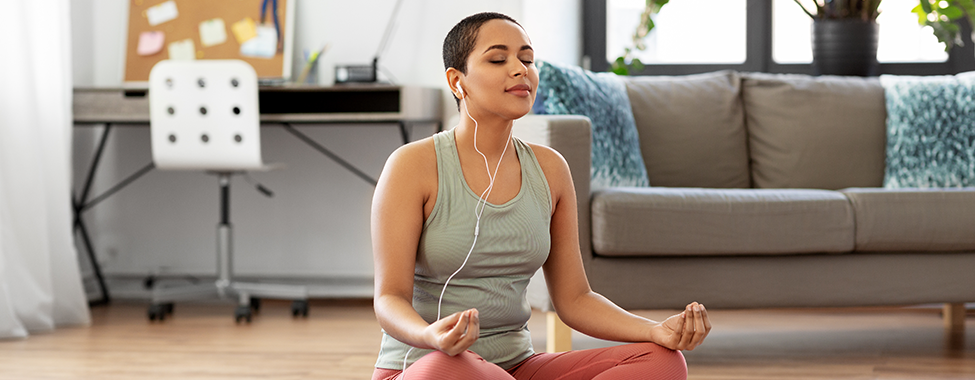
[0,0,91,339]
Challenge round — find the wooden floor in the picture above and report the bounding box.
[0,300,972,380]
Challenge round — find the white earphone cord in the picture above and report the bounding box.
[403,91,510,373]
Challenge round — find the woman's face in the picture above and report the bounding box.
[459,19,538,121]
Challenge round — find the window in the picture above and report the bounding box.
[606,0,747,64]
[584,0,974,75]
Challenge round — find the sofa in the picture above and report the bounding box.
[511,70,975,351]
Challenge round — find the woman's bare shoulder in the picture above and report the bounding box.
[388,135,437,166]
[378,134,439,188]
[524,142,570,180]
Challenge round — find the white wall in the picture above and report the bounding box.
[70,0,581,297]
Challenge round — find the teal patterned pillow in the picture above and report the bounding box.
[533,60,650,189]
[880,74,975,188]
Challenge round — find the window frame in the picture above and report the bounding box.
[583,0,975,75]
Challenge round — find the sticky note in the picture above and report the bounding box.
[232,17,258,44]
[168,39,196,60]
[199,18,227,47]
[146,0,178,26]
[240,26,277,59]
[137,31,165,56]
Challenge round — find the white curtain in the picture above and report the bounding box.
[0,0,91,339]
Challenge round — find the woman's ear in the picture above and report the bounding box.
[445,67,464,99]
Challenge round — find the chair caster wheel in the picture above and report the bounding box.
[235,305,253,323]
[291,300,309,318]
[249,297,261,314]
[148,303,173,322]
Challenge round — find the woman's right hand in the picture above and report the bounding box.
[424,308,479,356]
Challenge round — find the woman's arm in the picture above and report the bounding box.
[531,144,711,351]
[371,140,479,356]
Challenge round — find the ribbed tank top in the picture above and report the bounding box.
[375,129,552,370]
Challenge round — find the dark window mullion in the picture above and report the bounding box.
[583,0,608,72]
[747,0,770,73]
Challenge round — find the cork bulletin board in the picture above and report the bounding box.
[124,0,294,84]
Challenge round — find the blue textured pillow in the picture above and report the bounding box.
[533,60,649,189]
[880,74,975,188]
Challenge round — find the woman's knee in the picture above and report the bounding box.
[628,343,688,379]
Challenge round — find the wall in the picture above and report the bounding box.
[70,0,580,298]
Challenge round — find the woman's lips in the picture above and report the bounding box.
[506,84,531,97]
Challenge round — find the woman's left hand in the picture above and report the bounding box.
[650,302,711,351]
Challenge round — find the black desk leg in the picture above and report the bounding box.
[281,123,378,187]
[74,124,113,306]
[398,122,410,145]
[73,202,110,307]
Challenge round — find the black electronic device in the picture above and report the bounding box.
[335,58,378,83]
[334,0,402,84]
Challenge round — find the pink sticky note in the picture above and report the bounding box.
[138,31,165,56]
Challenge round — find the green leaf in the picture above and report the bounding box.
[912,4,927,25]
[611,64,629,76]
[631,58,645,72]
[920,0,933,14]
[942,5,964,20]
[612,57,629,76]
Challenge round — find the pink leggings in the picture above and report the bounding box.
[371,343,687,380]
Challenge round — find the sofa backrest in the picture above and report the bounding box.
[623,70,751,188]
[741,73,887,189]
[622,70,888,190]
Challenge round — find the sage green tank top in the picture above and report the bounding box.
[375,129,552,370]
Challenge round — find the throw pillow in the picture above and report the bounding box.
[880,74,975,188]
[533,60,649,190]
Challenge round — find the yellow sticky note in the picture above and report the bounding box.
[232,17,258,44]
[199,18,227,47]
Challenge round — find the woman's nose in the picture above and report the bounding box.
[511,63,527,77]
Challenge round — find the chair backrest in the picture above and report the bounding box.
[148,60,263,170]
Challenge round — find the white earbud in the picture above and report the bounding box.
[456,83,464,97]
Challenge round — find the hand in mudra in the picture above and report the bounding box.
[425,308,480,356]
[651,302,711,351]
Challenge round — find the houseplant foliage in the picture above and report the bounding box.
[913,0,975,50]
[612,0,668,75]
[793,0,882,20]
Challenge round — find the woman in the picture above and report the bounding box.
[371,12,710,380]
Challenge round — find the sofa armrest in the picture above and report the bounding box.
[512,115,592,312]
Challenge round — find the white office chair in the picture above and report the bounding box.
[147,59,308,323]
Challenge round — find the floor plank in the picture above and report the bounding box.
[0,300,971,379]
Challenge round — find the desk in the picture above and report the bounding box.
[73,85,442,304]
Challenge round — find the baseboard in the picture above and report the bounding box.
[84,273,374,301]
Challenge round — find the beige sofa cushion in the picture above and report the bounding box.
[742,73,887,189]
[623,71,750,188]
[591,187,855,256]
[842,188,975,252]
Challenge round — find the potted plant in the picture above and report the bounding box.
[913,0,975,50]
[794,0,882,76]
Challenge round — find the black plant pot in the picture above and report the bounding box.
[812,19,879,77]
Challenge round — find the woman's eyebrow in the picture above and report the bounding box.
[483,44,534,54]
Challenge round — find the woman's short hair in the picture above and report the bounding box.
[442,12,522,106]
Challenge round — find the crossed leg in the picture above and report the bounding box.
[373,343,686,380]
